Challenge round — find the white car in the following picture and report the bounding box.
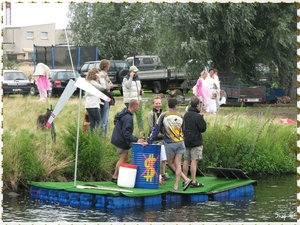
[3,70,31,96]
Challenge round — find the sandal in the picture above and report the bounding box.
[183,180,192,191]
[172,187,179,191]
[190,182,204,188]
[111,177,118,184]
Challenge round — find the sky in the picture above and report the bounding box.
[8,2,69,29]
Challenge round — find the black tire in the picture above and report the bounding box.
[181,88,190,94]
[153,82,162,94]
[48,90,54,98]
[117,69,129,83]
[30,86,37,96]
[244,102,254,106]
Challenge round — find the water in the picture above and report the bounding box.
[3,175,296,222]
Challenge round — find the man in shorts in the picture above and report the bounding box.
[183,97,206,187]
[148,98,192,191]
[147,95,173,182]
[111,99,148,183]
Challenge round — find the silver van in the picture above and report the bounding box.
[126,55,164,71]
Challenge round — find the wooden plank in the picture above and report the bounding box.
[76,185,133,193]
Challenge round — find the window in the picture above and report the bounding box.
[26,31,34,39]
[127,59,133,66]
[28,53,34,61]
[41,32,48,40]
[142,58,154,65]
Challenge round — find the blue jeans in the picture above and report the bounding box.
[100,101,110,135]
[87,108,101,132]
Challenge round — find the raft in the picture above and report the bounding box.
[28,167,257,209]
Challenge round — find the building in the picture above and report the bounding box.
[3,23,72,61]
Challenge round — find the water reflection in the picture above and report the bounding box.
[3,175,297,222]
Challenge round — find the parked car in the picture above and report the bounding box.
[78,60,129,95]
[126,55,163,71]
[3,70,31,96]
[30,69,80,97]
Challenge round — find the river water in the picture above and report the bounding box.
[3,174,297,222]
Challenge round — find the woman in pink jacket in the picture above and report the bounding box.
[193,70,210,112]
[33,63,52,102]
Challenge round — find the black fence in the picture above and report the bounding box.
[33,45,98,71]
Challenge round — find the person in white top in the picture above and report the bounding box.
[32,63,52,102]
[205,68,220,114]
[97,59,113,136]
[85,67,103,131]
[213,68,221,108]
[122,65,144,132]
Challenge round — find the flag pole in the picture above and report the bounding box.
[64,28,81,188]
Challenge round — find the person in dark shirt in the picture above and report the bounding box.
[183,97,206,187]
[111,99,147,183]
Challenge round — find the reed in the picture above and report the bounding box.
[201,108,296,175]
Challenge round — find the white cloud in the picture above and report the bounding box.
[10,2,69,29]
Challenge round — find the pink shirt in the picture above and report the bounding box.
[196,78,210,98]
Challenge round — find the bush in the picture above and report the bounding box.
[199,110,296,176]
[3,130,46,190]
[61,124,117,181]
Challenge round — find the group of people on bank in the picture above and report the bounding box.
[193,68,225,114]
[85,59,113,136]
[85,61,144,136]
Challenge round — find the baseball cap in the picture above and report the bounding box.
[129,65,139,72]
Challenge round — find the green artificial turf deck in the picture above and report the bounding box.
[28,176,256,198]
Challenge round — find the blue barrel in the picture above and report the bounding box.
[132,143,160,189]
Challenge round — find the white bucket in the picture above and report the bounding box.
[117,163,137,188]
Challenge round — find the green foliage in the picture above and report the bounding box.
[17,130,46,180]
[3,130,46,189]
[68,3,296,93]
[199,111,296,175]
[3,55,19,70]
[61,123,116,181]
[3,96,296,191]
[68,3,155,59]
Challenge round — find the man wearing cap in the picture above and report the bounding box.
[122,65,144,132]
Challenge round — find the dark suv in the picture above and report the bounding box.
[78,60,129,95]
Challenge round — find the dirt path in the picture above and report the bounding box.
[178,101,297,121]
[116,95,297,121]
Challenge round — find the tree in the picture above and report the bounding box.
[253,3,296,96]
[67,3,156,59]
[68,3,296,96]
[150,3,296,95]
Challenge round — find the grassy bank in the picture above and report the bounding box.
[3,95,296,191]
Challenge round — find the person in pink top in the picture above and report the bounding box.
[33,63,52,102]
[193,70,210,112]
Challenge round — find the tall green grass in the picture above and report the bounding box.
[2,95,296,191]
[201,109,296,175]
